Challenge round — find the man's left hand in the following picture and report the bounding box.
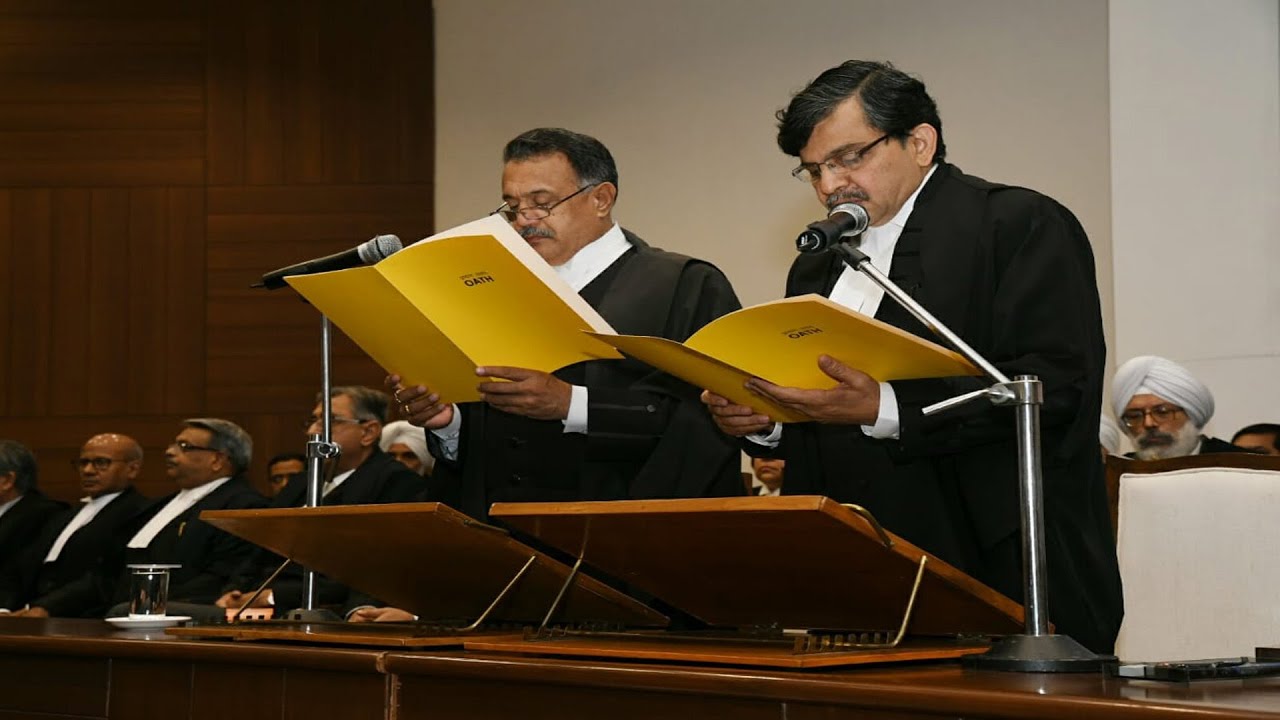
[476,366,572,420]
[746,355,880,425]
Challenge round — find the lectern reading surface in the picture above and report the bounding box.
[474,496,1025,668]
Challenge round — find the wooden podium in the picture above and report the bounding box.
[173,502,666,646]
[470,495,1025,668]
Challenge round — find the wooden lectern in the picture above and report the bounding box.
[174,502,666,646]
[471,496,1025,668]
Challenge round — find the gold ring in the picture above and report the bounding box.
[401,403,412,415]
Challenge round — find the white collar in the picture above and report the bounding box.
[553,223,631,292]
[323,468,356,496]
[0,495,20,519]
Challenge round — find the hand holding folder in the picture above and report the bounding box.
[589,294,980,423]
[284,215,623,404]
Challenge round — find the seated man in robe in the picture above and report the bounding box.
[1113,355,1255,459]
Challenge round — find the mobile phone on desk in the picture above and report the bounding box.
[1117,657,1280,681]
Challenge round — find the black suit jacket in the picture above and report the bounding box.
[0,491,65,608]
[760,163,1123,653]
[0,487,151,617]
[115,477,267,605]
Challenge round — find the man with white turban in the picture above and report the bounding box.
[380,420,434,476]
[1111,356,1248,459]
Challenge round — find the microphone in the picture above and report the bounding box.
[255,234,403,290]
[795,203,870,253]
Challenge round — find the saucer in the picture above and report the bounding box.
[105,615,192,630]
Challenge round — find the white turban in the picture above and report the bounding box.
[379,420,433,471]
[1099,413,1122,455]
[1111,355,1214,428]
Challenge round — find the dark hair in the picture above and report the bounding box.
[503,128,619,191]
[322,386,390,424]
[1232,423,1280,451]
[0,439,38,493]
[267,452,307,468]
[776,60,946,162]
[183,418,253,475]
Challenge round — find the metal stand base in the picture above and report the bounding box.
[280,608,341,622]
[963,634,1115,673]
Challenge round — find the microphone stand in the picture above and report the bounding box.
[827,240,1109,672]
[280,315,342,622]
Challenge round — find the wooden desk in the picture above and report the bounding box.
[3,619,1280,719]
[0,618,388,720]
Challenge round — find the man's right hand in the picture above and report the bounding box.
[215,589,272,609]
[348,606,415,623]
[701,390,774,437]
[387,375,454,429]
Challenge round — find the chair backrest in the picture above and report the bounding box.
[1111,458,1280,662]
[1104,453,1280,536]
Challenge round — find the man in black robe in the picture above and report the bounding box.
[702,61,1123,654]
[0,434,151,618]
[393,128,743,523]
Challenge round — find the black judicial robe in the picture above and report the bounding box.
[0,487,150,617]
[758,163,1123,653]
[426,231,744,521]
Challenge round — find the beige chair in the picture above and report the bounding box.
[1105,454,1280,662]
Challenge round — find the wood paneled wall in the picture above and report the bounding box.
[0,1,434,502]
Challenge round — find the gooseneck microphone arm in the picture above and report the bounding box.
[798,218,1107,672]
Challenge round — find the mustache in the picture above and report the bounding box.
[520,227,556,240]
[1137,430,1174,446]
[825,190,869,210]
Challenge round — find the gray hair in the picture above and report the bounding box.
[321,386,390,424]
[183,418,253,475]
[0,439,38,493]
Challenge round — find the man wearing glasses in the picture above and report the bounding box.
[1112,355,1252,459]
[0,434,150,618]
[394,127,743,523]
[100,418,265,616]
[702,60,1121,653]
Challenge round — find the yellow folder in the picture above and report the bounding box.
[589,294,980,423]
[285,215,623,403]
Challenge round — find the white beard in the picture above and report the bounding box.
[1132,421,1202,460]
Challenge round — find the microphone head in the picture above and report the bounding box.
[357,234,403,264]
[828,202,869,236]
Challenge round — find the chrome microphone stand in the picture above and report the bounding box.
[283,315,341,621]
[825,239,1109,672]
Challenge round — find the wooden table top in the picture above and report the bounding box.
[3,618,1279,719]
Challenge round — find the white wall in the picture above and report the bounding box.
[1110,0,1280,439]
[434,0,1112,316]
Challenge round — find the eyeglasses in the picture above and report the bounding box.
[791,134,893,184]
[1119,404,1185,430]
[169,440,221,454]
[303,415,367,430]
[71,457,126,471]
[491,183,599,222]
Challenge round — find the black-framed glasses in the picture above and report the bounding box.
[491,183,599,222]
[791,134,893,184]
[1119,404,1185,430]
[71,457,126,471]
[170,440,221,454]
[303,415,367,430]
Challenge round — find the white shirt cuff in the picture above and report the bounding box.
[430,405,463,461]
[861,382,900,439]
[746,422,783,448]
[562,385,589,434]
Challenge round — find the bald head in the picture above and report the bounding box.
[78,433,142,498]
